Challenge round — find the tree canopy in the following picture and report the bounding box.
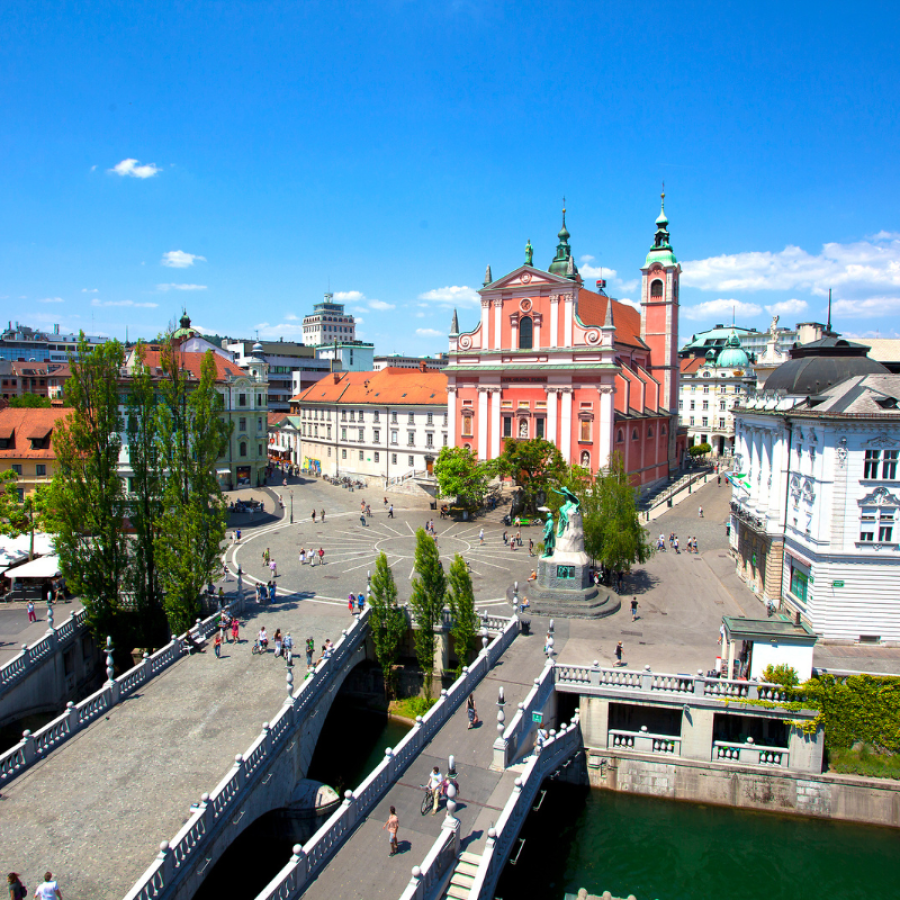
[433,446,490,508]
[408,528,447,696]
[447,554,478,677]
[367,552,407,698]
[494,437,566,513]
[8,393,52,408]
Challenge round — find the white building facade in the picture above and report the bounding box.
[730,374,900,642]
[302,294,357,345]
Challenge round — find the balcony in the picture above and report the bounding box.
[730,501,770,534]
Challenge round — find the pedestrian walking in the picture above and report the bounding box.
[631,597,639,621]
[699,505,704,518]
[529,538,534,557]
[384,496,389,508]
[7,873,27,900]
[717,475,721,486]
[214,632,222,658]
[694,537,700,554]
[269,581,276,601]
[311,509,317,523]
[516,530,522,547]
[502,530,508,545]
[366,504,372,517]
[321,509,325,522]
[349,594,356,614]
[479,528,484,544]
[466,694,479,729]
[306,636,315,667]
[388,504,395,518]
[27,600,36,623]
[674,536,679,553]
[222,559,229,580]
[270,559,277,578]
[429,765,443,815]
[357,592,365,613]
[236,528,242,542]
[34,872,61,900]
[318,547,325,565]
[615,641,623,667]
[231,617,240,643]
[274,629,283,657]
[284,632,293,667]
[384,806,400,856]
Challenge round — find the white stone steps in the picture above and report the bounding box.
[447,885,471,900]
[451,872,475,889]
[459,851,482,866]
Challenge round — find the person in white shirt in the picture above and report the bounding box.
[34,872,62,899]
[429,766,443,815]
[258,627,269,651]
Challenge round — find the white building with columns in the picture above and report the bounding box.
[729,338,900,641]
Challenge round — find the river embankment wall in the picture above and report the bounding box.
[584,747,900,828]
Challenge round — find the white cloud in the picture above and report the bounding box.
[832,297,900,318]
[869,231,900,242]
[765,298,808,316]
[109,158,161,179]
[354,317,365,326]
[333,290,365,302]
[81,288,98,293]
[579,256,639,295]
[619,298,640,311]
[161,250,206,268]
[156,283,207,292]
[682,299,763,321]
[415,312,426,318]
[91,299,158,308]
[416,328,444,337]
[285,313,300,321]
[418,285,480,306]
[38,297,64,304]
[368,299,396,311]
[681,236,900,298]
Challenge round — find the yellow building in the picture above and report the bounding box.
[0,405,69,498]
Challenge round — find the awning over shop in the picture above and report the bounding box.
[9,554,60,579]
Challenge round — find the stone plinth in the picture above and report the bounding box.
[519,558,621,620]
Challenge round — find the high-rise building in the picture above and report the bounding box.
[0,322,107,362]
[302,294,357,345]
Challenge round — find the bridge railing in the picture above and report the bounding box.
[493,660,555,769]
[468,714,583,900]
[398,820,460,900]
[254,613,521,900]
[0,607,89,698]
[123,609,371,900]
[554,662,805,704]
[0,595,244,787]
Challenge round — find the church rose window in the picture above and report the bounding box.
[650,280,664,298]
[519,316,533,350]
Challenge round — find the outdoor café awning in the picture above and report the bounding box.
[8,554,60,579]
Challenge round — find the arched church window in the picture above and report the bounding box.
[581,451,590,468]
[650,280,664,299]
[518,418,529,438]
[461,415,473,437]
[519,316,533,350]
[616,429,624,443]
[632,429,639,441]
[648,426,654,438]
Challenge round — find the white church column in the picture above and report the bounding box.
[560,387,573,463]
[447,386,457,449]
[547,387,559,447]
[533,313,542,350]
[493,299,503,351]
[490,388,502,459]
[477,387,489,460]
[598,385,615,471]
[481,299,491,346]
[564,294,574,348]
[549,295,560,348]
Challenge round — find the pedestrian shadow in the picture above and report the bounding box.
[628,569,660,596]
[395,839,413,856]
[461,830,483,850]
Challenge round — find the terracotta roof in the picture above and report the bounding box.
[576,288,647,350]
[131,349,244,381]
[268,411,288,427]
[294,367,447,406]
[9,362,70,378]
[0,407,69,459]
[680,358,705,375]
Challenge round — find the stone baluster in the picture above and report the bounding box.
[285,669,294,703]
[65,700,78,734]
[20,644,29,670]
[640,665,653,692]
[233,753,246,792]
[290,844,309,888]
[143,651,152,681]
[156,841,176,885]
[20,729,36,765]
[407,866,424,900]
[199,791,214,832]
[106,636,120,705]
[692,669,705,694]
[341,789,357,830]
[590,660,601,687]
[261,722,272,756]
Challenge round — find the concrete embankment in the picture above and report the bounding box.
[584,747,900,828]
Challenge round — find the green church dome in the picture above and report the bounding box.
[716,331,750,368]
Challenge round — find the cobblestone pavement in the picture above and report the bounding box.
[300,625,556,900]
[0,603,85,667]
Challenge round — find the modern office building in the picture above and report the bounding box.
[373,353,448,371]
[0,322,107,362]
[302,294,357,345]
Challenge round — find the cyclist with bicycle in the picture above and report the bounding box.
[257,626,269,653]
[429,766,443,815]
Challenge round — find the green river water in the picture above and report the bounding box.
[496,780,900,900]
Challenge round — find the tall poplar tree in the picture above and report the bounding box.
[447,554,478,677]
[124,342,168,646]
[408,528,447,696]
[367,552,407,698]
[50,336,130,645]
[154,345,231,634]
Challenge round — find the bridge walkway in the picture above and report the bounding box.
[0,594,352,900]
[297,624,564,900]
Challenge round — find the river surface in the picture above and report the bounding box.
[495,781,900,900]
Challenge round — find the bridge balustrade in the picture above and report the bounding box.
[253,614,521,900]
[465,715,584,900]
[713,740,789,767]
[493,660,555,769]
[0,598,242,786]
[398,821,460,900]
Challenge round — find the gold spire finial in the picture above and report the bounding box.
[661,181,665,208]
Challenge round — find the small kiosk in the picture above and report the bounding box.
[720,616,818,681]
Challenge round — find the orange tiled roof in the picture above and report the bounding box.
[576,288,647,350]
[134,349,244,381]
[680,358,705,374]
[268,411,288,426]
[294,368,447,406]
[0,407,69,459]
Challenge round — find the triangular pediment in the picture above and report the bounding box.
[481,265,573,293]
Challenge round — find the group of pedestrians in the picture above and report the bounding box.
[8,870,62,899]
[298,547,326,566]
[348,592,366,615]
[656,532,699,555]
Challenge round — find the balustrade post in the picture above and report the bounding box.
[748,681,760,700]
[105,636,121,705]
[590,660,601,687]
[290,844,309,887]
[462,665,470,692]
[384,746,395,779]
[262,722,272,755]
[693,669,705,694]
[157,841,176,884]
[200,792,214,831]
[143,652,152,680]
[233,754,246,792]
[640,665,653,692]
[20,644,29,669]
[65,701,78,734]
[20,729,36,765]
[407,866,424,900]
[341,789,357,829]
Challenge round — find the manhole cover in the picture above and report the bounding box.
[323,576,339,580]
[621,630,642,636]
[718,554,729,558]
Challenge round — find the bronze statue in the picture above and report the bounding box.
[551,486,581,537]
[541,515,556,558]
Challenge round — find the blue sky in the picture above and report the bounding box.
[3,1,899,356]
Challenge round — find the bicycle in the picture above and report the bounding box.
[251,639,269,655]
[418,775,459,815]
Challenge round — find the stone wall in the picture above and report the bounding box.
[585,747,900,828]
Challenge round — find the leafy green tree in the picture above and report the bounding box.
[124,343,168,646]
[494,438,566,513]
[447,554,478,677]
[367,552,407,697]
[0,475,53,560]
[433,446,490,508]
[8,394,52,408]
[761,664,800,689]
[689,442,712,457]
[154,346,232,634]
[408,528,447,696]
[50,336,130,646]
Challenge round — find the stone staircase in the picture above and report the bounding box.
[445,851,482,900]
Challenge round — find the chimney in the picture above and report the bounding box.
[420,361,427,372]
[333,372,341,384]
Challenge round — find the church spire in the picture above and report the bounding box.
[549,200,577,277]
[645,188,678,267]
[450,308,459,335]
[483,264,493,287]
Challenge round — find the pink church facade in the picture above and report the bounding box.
[446,200,681,486]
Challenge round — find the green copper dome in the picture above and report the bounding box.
[645,192,678,267]
[549,207,578,277]
[716,331,750,368]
